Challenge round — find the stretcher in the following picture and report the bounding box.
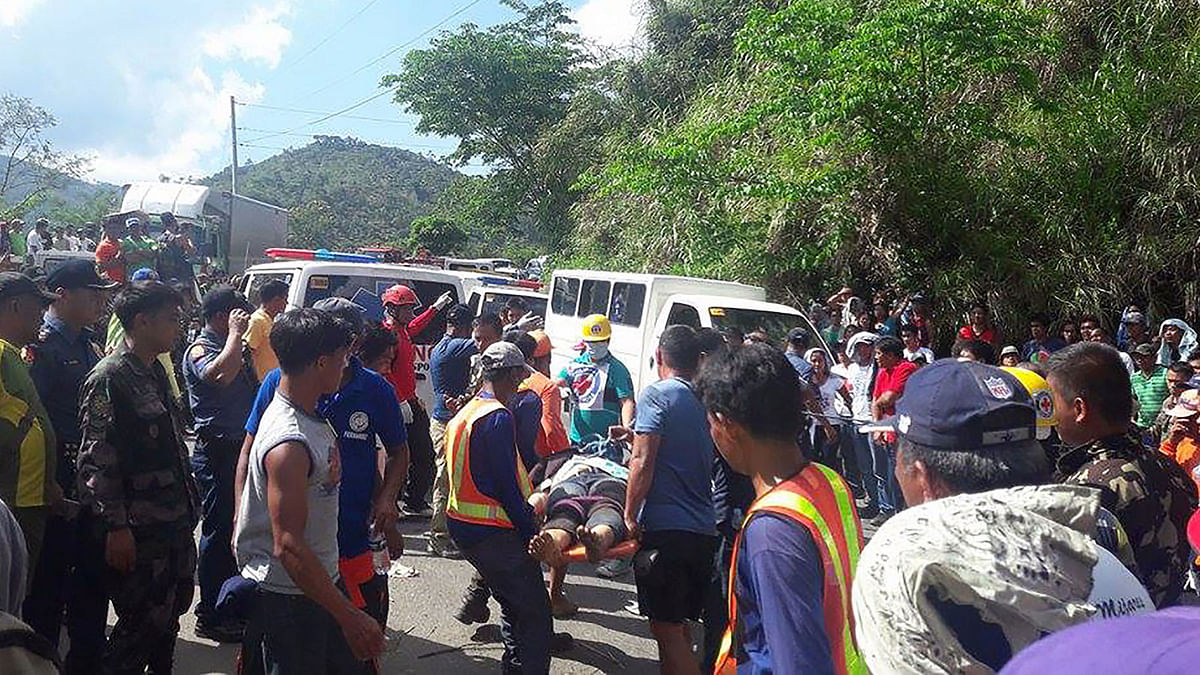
[562,539,639,563]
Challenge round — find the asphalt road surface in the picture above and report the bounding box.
[159,516,662,674]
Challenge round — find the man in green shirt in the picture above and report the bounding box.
[1131,342,1170,428]
[554,314,636,442]
[121,217,159,272]
[9,219,27,257]
[0,273,59,572]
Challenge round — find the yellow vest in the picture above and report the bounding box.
[446,397,533,528]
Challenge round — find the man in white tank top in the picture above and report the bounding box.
[234,308,383,673]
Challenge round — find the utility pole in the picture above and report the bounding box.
[230,95,238,196]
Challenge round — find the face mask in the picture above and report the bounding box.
[586,342,609,362]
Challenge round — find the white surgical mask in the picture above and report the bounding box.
[586,342,609,362]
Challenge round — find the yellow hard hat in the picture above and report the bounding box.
[1001,367,1055,440]
[581,314,612,342]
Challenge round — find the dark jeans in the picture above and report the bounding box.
[813,425,863,496]
[852,425,893,514]
[454,529,552,674]
[249,584,370,675]
[192,433,242,620]
[22,508,108,674]
[403,400,435,511]
[701,523,737,672]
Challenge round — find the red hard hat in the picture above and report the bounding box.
[382,284,418,306]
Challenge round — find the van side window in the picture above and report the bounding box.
[303,274,457,346]
[242,272,294,305]
[609,282,646,327]
[666,303,702,328]
[552,277,580,315]
[577,279,611,318]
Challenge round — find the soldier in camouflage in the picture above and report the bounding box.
[77,281,199,675]
[1047,342,1199,608]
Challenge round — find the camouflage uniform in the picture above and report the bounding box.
[76,351,199,675]
[1055,430,1198,608]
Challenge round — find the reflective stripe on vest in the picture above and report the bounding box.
[445,397,533,528]
[714,463,866,675]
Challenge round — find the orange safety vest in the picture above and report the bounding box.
[714,462,866,675]
[445,396,534,528]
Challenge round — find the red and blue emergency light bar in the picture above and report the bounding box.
[479,275,543,290]
[265,248,381,263]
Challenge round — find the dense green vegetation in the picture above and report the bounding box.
[387,0,1200,337]
[202,135,460,249]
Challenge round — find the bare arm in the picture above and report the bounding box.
[267,442,384,661]
[872,391,900,420]
[371,442,410,534]
[232,432,254,540]
[623,432,661,539]
[199,310,250,386]
[620,397,635,429]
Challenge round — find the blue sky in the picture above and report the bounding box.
[0,0,640,184]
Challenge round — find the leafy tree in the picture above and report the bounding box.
[406,215,469,254]
[288,199,337,248]
[0,94,89,219]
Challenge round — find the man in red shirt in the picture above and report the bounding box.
[957,301,999,346]
[94,219,126,284]
[383,284,454,517]
[870,336,918,524]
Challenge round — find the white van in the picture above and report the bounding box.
[546,270,816,393]
[239,260,490,410]
[467,285,548,320]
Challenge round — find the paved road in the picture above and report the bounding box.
[164,517,661,674]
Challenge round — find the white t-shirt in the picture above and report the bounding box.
[904,347,935,365]
[814,373,848,426]
[26,229,44,254]
[236,394,341,594]
[832,361,874,423]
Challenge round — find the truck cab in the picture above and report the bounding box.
[239,259,489,411]
[545,270,817,393]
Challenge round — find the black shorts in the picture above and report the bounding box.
[633,529,717,623]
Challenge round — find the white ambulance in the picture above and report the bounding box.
[545,269,819,393]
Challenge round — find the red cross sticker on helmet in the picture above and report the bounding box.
[581,314,611,341]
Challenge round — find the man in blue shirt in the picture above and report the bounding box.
[616,325,716,675]
[1021,312,1067,363]
[183,285,256,642]
[427,304,475,559]
[447,342,552,673]
[237,298,410,627]
[24,259,116,670]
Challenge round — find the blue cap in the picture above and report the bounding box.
[869,359,1036,449]
[130,267,159,282]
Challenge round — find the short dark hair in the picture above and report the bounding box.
[473,312,503,335]
[695,327,726,358]
[259,279,289,303]
[898,436,1050,495]
[1078,313,1101,327]
[447,303,474,328]
[695,342,801,442]
[954,338,995,365]
[970,301,989,313]
[899,324,918,337]
[1168,361,1195,377]
[271,308,352,375]
[358,322,397,366]
[503,330,537,361]
[1029,312,1049,326]
[503,297,528,313]
[113,282,182,329]
[1046,342,1132,423]
[875,335,904,357]
[659,325,700,372]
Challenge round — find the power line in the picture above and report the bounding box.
[241,86,400,143]
[273,0,383,76]
[301,0,485,100]
[235,102,415,125]
[237,129,456,151]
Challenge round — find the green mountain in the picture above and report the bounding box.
[201,135,461,249]
[0,159,121,223]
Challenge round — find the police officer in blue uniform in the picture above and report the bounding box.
[22,259,116,672]
[183,285,256,642]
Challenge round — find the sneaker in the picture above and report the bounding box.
[195,619,245,643]
[596,557,631,579]
[401,504,434,519]
[549,632,574,655]
[454,599,490,625]
[427,537,462,559]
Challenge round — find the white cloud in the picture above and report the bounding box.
[86,69,265,183]
[202,1,294,68]
[0,0,45,27]
[572,0,641,53]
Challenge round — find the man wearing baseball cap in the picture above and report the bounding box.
[0,273,59,576]
[854,359,1156,673]
[182,285,256,642]
[22,260,116,663]
[446,341,552,673]
[1160,388,1200,486]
